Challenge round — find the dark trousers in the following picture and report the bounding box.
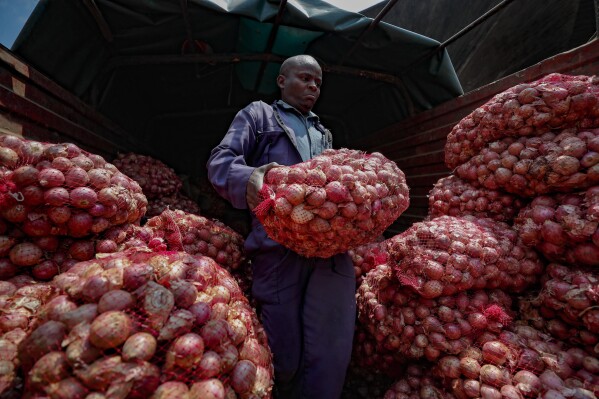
[251,248,356,399]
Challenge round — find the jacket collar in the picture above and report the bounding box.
[275,100,319,120]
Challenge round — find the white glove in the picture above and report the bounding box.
[246,162,279,210]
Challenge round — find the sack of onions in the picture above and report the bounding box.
[445,73,599,169]
[20,250,273,398]
[112,152,182,199]
[514,186,599,267]
[145,209,245,271]
[351,321,401,376]
[519,296,598,356]
[96,223,158,254]
[0,136,147,239]
[146,192,201,217]
[356,264,514,364]
[433,324,599,399]
[454,128,599,197]
[518,264,598,350]
[1,221,108,280]
[348,239,389,285]
[427,175,527,223]
[387,216,544,298]
[383,364,455,399]
[0,280,59,396]
[254,148,410,258]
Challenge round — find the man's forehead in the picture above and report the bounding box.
[290,63,322,76]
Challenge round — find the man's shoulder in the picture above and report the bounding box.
[244,100,274,112]
[241,101,278,123]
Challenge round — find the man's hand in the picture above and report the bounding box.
[246,162,279,210]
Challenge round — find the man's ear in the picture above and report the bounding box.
[276,74,285,89]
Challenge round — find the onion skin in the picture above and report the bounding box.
[45,377,88,399]
[9,242,43,267]
[28,351,71,390]
[165,333,205,369]
[513,370,542,397]
[97,290,134,313]
[151,381,190,399]
[88,311,133,349]
[18,320,67,372]
[230,359,257,394]
[189,379,226,399]
[482,341,511,366]
[122,332,157,362]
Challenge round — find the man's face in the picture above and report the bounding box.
[277,62,322,115]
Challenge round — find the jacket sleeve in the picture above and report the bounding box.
[206,103,260,210]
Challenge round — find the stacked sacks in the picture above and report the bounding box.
[348,240,389,286]
[0,137,147,283]
[355,262,514,373]
[438,74,599,268]
[144,209,245,271]
[255,148,409,258]
[112,153,182,201]
[113,152,200,217]
[353,214,544,384]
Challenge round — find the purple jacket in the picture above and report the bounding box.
[206,100,334,256]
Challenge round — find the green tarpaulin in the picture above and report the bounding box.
[12,0,463,179]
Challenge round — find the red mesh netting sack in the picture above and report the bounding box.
[19,250,273,398]
[356,263,514,369]
[112,152,182,199]
[445,73,599,169]
[386,216,544,298]
[514,185,599,267]
[93,210,246,272]
[518,263,598,353]
[254,148,409,258]
[0,136,147,239]
[0,279,59,396]
[348,239,389,286]
[427,175,527,223]
[145,209,245,271]
[433,324,599,398]
[453,128,599,197]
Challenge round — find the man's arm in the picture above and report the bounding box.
[206,105,259,210]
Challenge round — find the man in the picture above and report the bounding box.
[206,55,356,398]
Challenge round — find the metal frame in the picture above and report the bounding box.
[399,0,517,75]
[254,0,288,91]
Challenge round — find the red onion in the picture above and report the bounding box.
[88,311,133,349]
